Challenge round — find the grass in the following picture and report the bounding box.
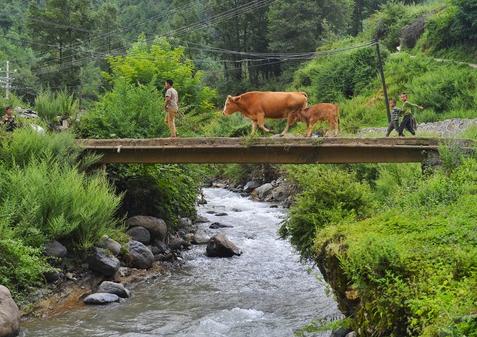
[0,127,122,295]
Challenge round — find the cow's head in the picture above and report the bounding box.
[223,95,241,116]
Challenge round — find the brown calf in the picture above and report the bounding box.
[294,103,340,137]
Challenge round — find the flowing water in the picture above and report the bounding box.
[22,188,340,337]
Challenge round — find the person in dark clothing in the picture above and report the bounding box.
[1,106,16,132]
[385,99,401,137]
[398,93,423,137]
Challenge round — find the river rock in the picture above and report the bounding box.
[96,236,121,256]
[152,239,170,254]
[206,234,242,257]
[345,332,357,337]
[215,212,228,217]
[44,270,62,283]
[270,182,293,202]
[0,285,20,337]
[253,183,274,200]
[126,226,151,244]
[194,215,208,224]
[44,240,67,258]
[126,241,154,269]
[83,293,120,305]
[206,210,216,214]
[243,180,260,192]
[209,222,233,229]
[88,248,120,277]
[179,217,193,228]
[97,281,130,298]
[126,216,167,241]
[168,236,189,251]
[192,233,210,245]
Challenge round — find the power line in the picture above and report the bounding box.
[34,0,277,71]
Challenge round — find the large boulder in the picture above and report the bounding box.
[252,183,274,200]
[83,293,120,305]
[126,241,154,269]
[88,248,120,277]
[0,285,20,337]
[243,181,260,192]
[96,236,121,256]
[44,240,67,258]
[126,216,167,241]
[126,226,151,245]
[97,281,130,299]
[206,234,242,258]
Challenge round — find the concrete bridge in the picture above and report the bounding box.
[78,137,475,164]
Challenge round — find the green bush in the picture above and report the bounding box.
[78,80,167,138]
[280,165,373,258]
[292,47,383,103]
[0,239,51,294]
[113,164,206,228]
[410,65,477,113]
[309,157,477,336]
[104,36,216,114]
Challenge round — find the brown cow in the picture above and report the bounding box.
[293,103,340,137]
[223,91,308,135]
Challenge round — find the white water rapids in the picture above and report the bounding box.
[22,188,340,336]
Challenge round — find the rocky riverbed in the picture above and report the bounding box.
[19,187,341,337]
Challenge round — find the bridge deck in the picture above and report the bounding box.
[78,137,474,164]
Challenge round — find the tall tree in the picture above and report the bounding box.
[27,0,96,90]
[267,0,351,52]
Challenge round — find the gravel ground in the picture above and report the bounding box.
[358,118,477,137]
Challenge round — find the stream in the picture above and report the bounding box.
[22,188,340,337]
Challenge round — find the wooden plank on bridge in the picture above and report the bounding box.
[78,137,475,164]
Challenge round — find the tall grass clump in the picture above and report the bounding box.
[0,160,121,250]
[35,89,79,124]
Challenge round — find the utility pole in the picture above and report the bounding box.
[5,60,10,99]
[375,39,391,123]
[0,61,14,100]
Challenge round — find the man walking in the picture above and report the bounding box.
[164,79,179,138]
[385,99,400,137]
[398,93,423,137]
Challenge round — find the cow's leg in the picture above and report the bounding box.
[257,114,271,132]
[251,121,257,134]
[280,114,296,136]
[306,124,314,137]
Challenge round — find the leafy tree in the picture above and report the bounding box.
[104,36,216,112]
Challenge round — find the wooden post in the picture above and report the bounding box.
[375,39,391,123]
